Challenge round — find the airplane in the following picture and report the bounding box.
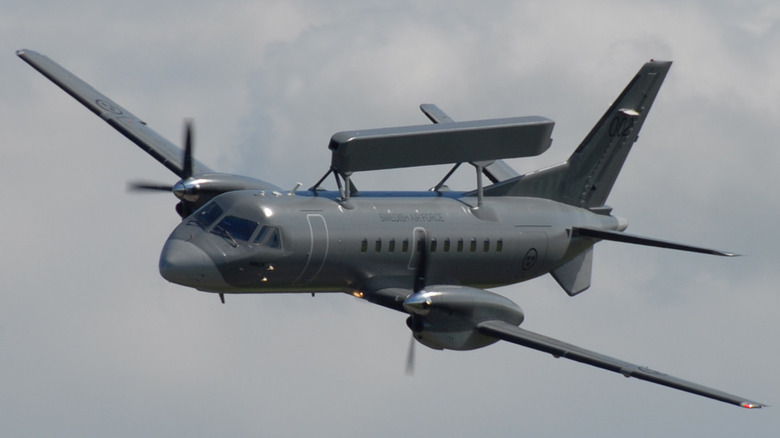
[18,49,765,409]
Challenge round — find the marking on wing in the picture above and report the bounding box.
[95,99,123,115]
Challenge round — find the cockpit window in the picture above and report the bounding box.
[212,215,258,242]
[254,225,282,249]
[191,202,224,229]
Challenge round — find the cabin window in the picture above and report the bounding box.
[375,239,382,252]
[389,238,396,252]
[402,239,409,252]
[361,238,368,252]
[430,238,437,252]
[254,225,281,249]
[469,238,477,252]
[443,238,451,252]
[483,239,490,252]
[496,238,503,252]
[457,238,464,252]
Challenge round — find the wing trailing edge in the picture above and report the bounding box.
[477,320,765,409]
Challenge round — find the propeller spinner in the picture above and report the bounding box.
[129,120,209,216]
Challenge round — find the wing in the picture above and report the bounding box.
[17,49,213,178]
[477,320,765,408]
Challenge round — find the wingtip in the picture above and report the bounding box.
[741,401,766,409]
[16,48,39,60]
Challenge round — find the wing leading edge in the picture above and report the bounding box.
[17,49,212,178]
[476,320,764,409]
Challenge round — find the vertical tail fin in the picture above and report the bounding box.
[483,60,672,208]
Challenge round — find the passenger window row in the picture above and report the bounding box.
[361,237,503,254]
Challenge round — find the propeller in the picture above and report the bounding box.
[129,120,201,216]
[181,119,193,179]
[129,119,195,195]
[405,334,416,375]
[405,231,429,376]
[128,182,174,192]
[127,119,275,218]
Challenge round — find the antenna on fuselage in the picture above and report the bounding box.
[472,161,491,209]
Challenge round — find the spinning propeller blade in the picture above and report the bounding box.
[182,119,194,179]
[405,335,416,376]
[128,182,173,192]
[129,120,195,195]
[405,232,430,375]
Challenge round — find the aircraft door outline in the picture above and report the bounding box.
[294,214,329,284]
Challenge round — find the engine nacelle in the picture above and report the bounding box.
[174,173,282,217]
[403,285,524,351]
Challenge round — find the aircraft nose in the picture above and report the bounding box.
[159,239,226,289]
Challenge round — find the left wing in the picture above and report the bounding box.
[477,320,765,408]
[17,49,212,178]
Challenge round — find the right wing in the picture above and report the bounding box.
[17,49,213,178]
[477,319,765,409]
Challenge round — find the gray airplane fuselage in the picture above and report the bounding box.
[159,189,620,294]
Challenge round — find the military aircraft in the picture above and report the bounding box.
[18,49,764,409]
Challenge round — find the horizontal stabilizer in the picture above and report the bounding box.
[17,49,212,178]
[551,248,593,296]
[420,103,456,124]
[574,227,737,257]
[477,320,764,408]
[419,103,521,183]
[329,116,554,173]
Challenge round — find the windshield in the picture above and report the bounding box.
[190,202,224,229]
[212,215,258,242]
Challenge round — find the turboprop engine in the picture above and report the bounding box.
[403,285,524,351]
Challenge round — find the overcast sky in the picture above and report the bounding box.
[2,1,778,436]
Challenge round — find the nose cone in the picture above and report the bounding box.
[159,239,227,290]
